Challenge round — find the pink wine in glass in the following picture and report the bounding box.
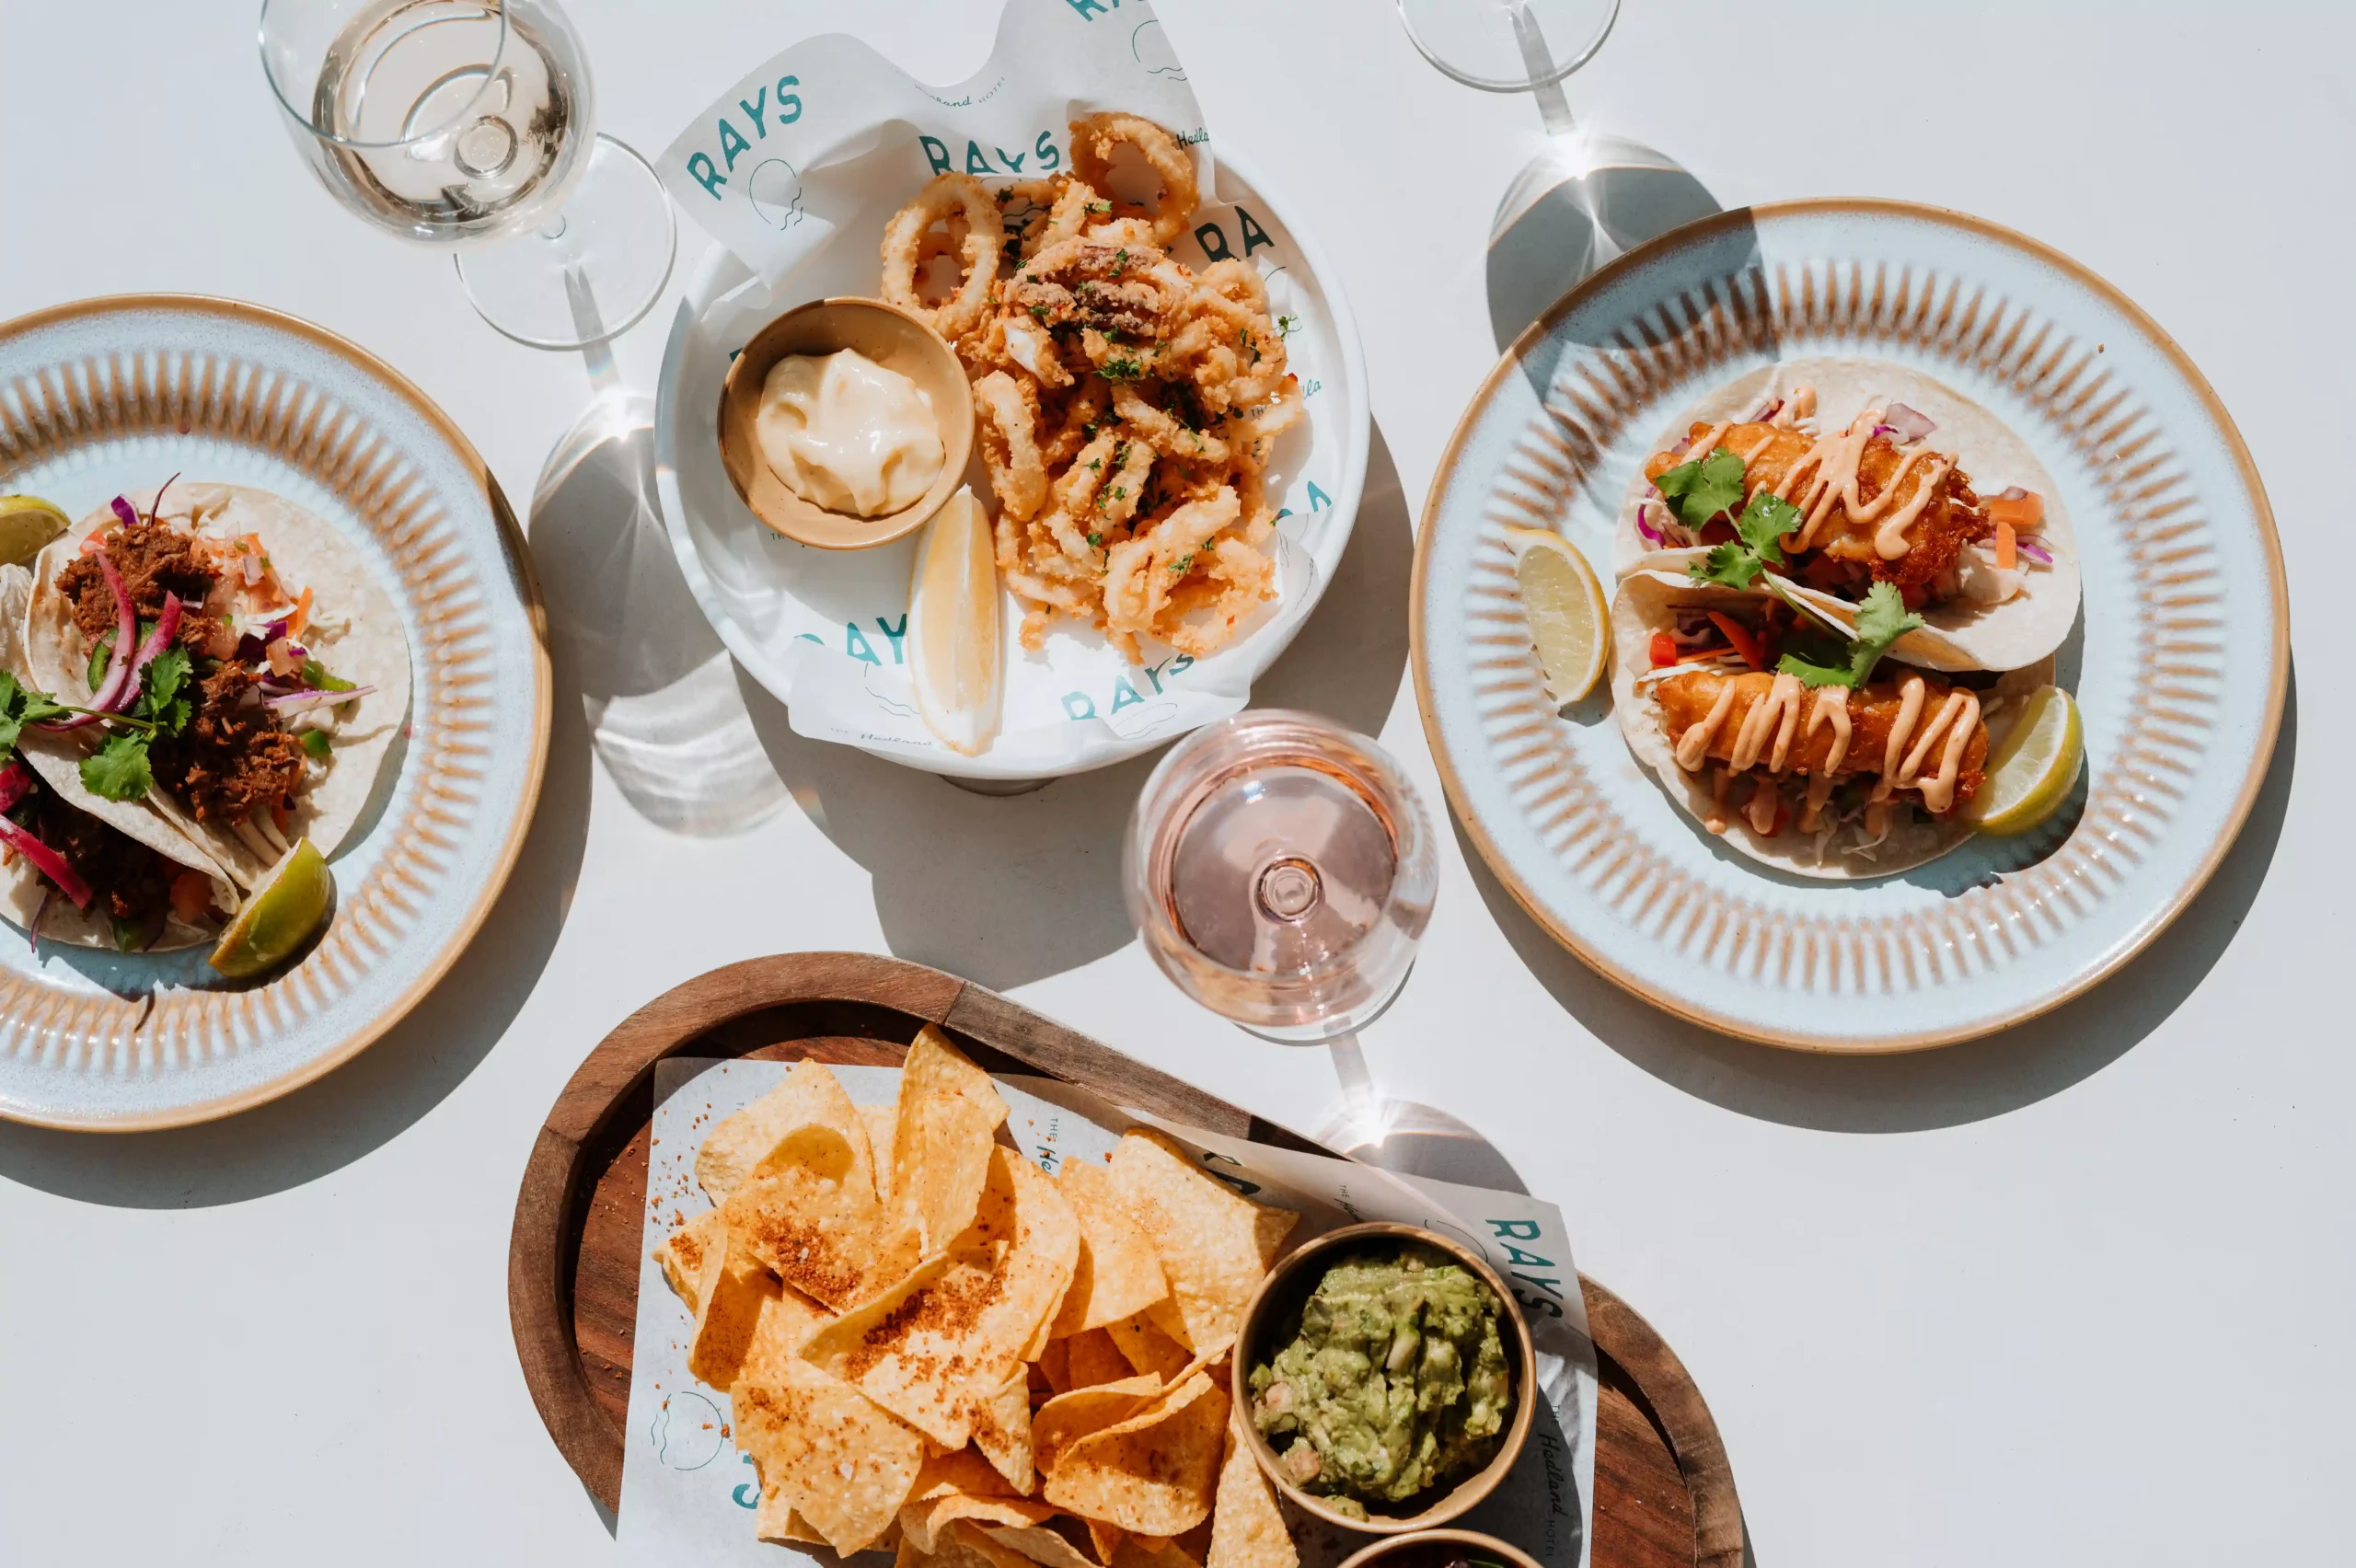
[1126,711,1436,1041]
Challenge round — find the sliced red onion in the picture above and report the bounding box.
[1747,397,1784,422]
[1634,505,1665,545]
[0,763,31,813]
[263,684,375,713]
[241,553,264,586]
[1871,424,1896,440]
[1995,485,2028,502]
[261,617,290,643]
[29,887,50,950]
[1668,436,1692,458]
[1882,403,1936,444]
[2015,536,2053,565]
[110,495,139,530]
[0,815,92,909]
[131,593,181,681]
[35,548,136,732]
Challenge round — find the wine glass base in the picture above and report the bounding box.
[456,133,676,351]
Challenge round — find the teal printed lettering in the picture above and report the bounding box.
[1170,653,1195,676]
[1194,222,1233,263]
[996,146,1028,172]
[796,632,825,646]
[776,75,803,124]
[1065,0,1114,17]
[1275,507,1292,521]
[1238,206,1275,256]
[687,153,725,199]
[1062,691,1097,720]
[874,614,907,664]
[733,1452,759,1508]
[1307,480,1333,512]
[1035,1144,1062,1171]
[966,140,995,175]
[718,117,752,172]
[1141,657,1172,693]
[1035,130,1062,171]
[1510,1271,1565,1301]
[1517,1291,1566,1320]
[1199,1150,1262,1198]
[737,85,769,136]
[1110,677,1142,713]
[1487,1219,1543,1240]
[845,623,880,665]
[921,135,953,176]
[1500,1243,1553,1269]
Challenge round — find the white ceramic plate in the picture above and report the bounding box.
[1415,202,2287,1051]
[0,297,549,1126]
[653,146,1370,781]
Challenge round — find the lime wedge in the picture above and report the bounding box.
[208,837,332,979]
[1502,525,1610,702]
[1967,686,2083,836]
[0,495,70,570]
[907,488,1003,755]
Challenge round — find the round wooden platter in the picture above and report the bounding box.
[510,952,1744,1568]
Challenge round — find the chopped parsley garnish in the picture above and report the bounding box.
[1170,553,1195,574]
[1276,314,1299,339]
[1086,532,1103,548]
[1655,446,1747,534]
[1689,490,1801,591]
[1774,582,1925,688]
[1101,355,1145,381]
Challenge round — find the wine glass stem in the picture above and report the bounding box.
[1328,1031,1380,1123]
[1512,2,1577,133]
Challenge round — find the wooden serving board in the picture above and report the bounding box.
[509,953,1743,1568]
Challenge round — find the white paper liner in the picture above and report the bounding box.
[618,1057,1600,1568]
[653,0,1365,777]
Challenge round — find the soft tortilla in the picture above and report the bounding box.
[1609,569,2055,879]
[1611,358,2080,673]
[22,483,411,889]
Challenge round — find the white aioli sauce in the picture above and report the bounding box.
[756,349,944,518]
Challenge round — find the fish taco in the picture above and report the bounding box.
[0,563,242,951]
[17,481,410,890]
[1611,568,2054,879]
[1612,358,2079,672]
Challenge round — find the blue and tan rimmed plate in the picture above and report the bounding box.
[0,296,549,1126]
[1414,202,2287,1051]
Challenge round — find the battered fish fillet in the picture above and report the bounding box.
[1646,421,1991,607]
[1655,668,1988,807]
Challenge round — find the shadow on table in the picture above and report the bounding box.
[1468,663,2299,1134]
[739,422,1415,993]
[0,507,596,1210]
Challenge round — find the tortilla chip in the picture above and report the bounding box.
[655,1207,729,1319]
[1064,1328,1137,1390]
[1043,1372,1227,1537]
[802,1146,1079,1448]
[911,1447,1018,1502]
[973,1369,1037,1494]
[1038,1337,1072,1395]
[1144,1297,1195,1353]
[986,1521,1106,1568]
[734,1357,926,1555]
[893,1027,1012,1252]
[754,1501,828,1545]
[699,1059,874,1204]
[1033,1374,1162,1475]
[1052,1159,1172,1337]
[1087,1522,1126,1566]
[738,1281,836,1389]
[902,1488,1057,1554]
[1106,1311,1192,1383]
[1106,1130,1297,1355]
[865,1101,901,1203]
[1115,1539,1200,1568]
[722,1122,921,1310]
[1207,1422,1295,1568]
[899,1522,1002,1568]
[688,1237,779,1391]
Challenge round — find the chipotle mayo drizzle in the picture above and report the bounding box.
[1758,398,1955,559]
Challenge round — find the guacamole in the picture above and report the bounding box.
[1246,1249,1513,1516]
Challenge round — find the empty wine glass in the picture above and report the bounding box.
[1398,0,1721,348]
[260,0,676,350]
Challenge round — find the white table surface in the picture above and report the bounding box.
[0,2,2339,1562]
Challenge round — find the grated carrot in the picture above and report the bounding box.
[1987,493,2043,530]
[1994,521,2017,571]
[288,586,312,639]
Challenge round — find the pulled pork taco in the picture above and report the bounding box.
[17,481,410,891]
[1611,568,2053,879]
[0,564,242,951]
[1612,358,2079,672]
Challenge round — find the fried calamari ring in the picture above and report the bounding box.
[1102,485,1240,643]
[1114,383,1230,464]
[1069,112,1197,248]
[882,174,1003,340]
[974,371,1049,522]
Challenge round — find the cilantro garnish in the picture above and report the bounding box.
[1655,446,1747,533]
[71,649,195,801]
[81,732,154,801]
[1773,582,1924,688]
[0,671,69,764]
[1689,490,1801,590]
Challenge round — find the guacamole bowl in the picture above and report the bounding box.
[1231,1221,1537,1535]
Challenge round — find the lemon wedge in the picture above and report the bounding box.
[208,837,332,979]
[0,495,70,570]
[908,488,1003,756]
[1966,685,2083,836]
[1502,525,1610,703]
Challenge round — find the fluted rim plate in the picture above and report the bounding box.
[0,296,549,1127]
[1413,202,2286,1051]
